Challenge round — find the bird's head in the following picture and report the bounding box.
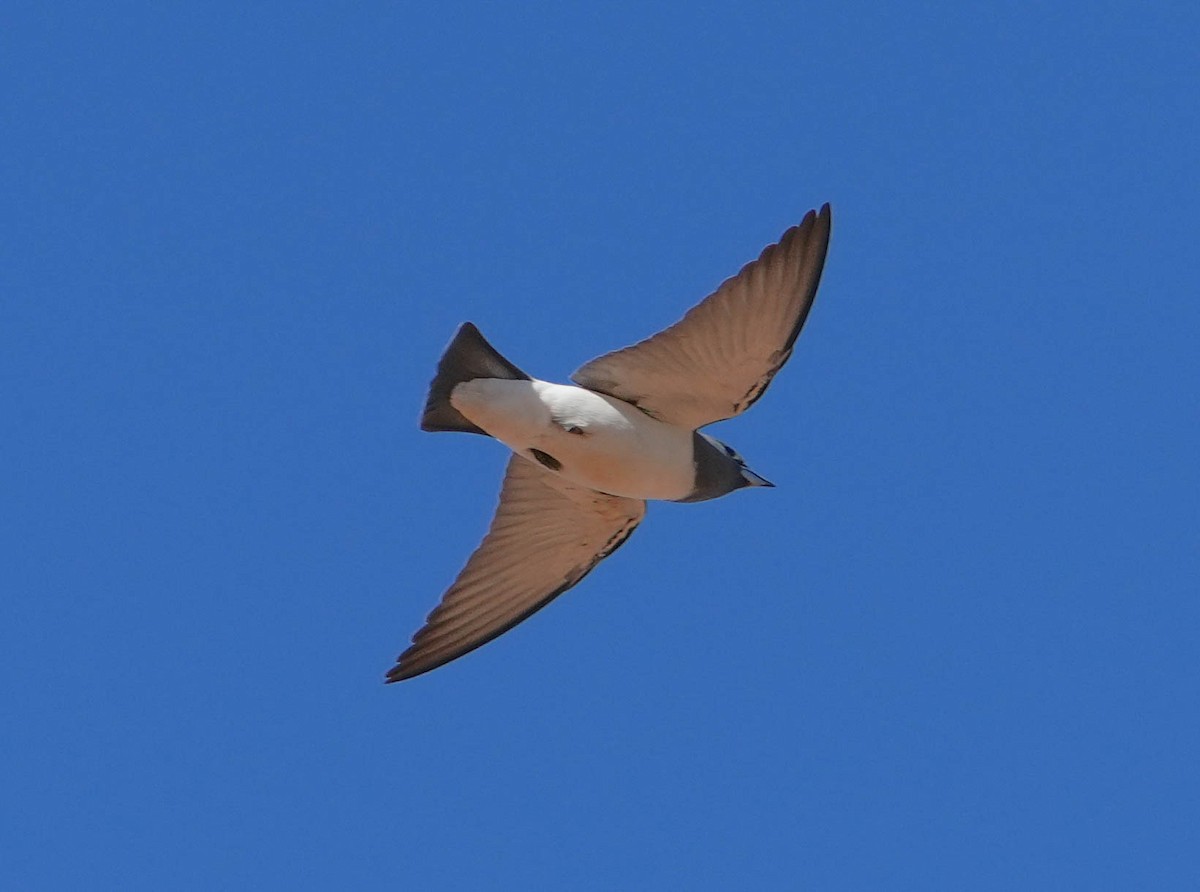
[677,432,774,502]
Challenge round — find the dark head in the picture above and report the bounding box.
[676,432,774,503]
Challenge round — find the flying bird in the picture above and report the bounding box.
[388,204,832,681]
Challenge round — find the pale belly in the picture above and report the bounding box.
[450,379,696,500]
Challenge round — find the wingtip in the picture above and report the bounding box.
[808,202,832,230]
[384,663,414,684]
[786,204,832,242]
[816,202,832,238]
[385,648,445,683]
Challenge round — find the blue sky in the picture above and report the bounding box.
[3,3,1197,889]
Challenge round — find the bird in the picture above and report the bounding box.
[387,204,832,682]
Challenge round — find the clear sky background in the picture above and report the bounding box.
[3,3,1198,889]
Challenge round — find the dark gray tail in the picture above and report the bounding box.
[420,322,530,434]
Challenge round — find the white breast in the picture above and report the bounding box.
[450,378,695,500]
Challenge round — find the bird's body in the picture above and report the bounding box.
[452,379,697,500]
[388,204,832,681]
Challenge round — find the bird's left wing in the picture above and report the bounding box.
[387,454,646,681]
[572,204,831,429]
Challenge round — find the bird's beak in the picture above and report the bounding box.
[741,468,775,488]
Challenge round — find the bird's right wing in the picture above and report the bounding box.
[572,205,831,429]
[387,454,646,681]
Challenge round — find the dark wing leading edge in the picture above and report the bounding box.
[572,204,831,430]
[386,454,646,682]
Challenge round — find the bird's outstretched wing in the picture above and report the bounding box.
[572,204,831,429]
[387,454,646,681]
